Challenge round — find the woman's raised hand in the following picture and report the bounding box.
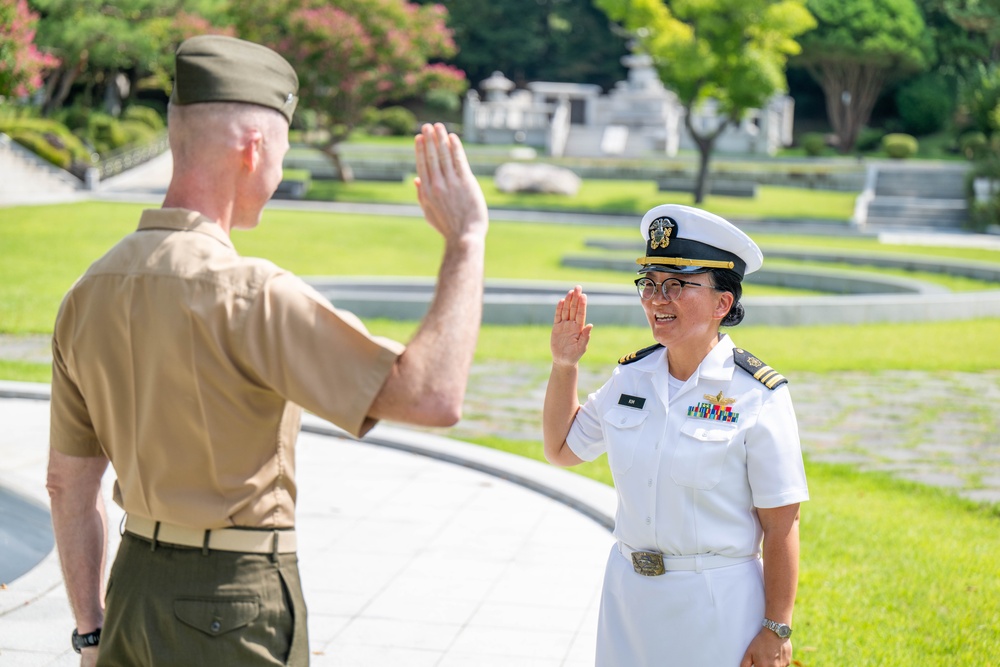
[551,285,593,368]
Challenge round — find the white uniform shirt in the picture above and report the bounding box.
[567,335,809,559]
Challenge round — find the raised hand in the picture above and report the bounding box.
[551,285,593,367]
[413,122,489,244]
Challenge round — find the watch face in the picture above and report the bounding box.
[764,619,792,639]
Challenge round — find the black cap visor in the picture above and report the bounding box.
[635,237,747,278]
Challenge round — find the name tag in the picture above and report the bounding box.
[618,394,646,409]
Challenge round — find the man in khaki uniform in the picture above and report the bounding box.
[46,35,489,666]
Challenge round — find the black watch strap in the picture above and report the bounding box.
[72,627,101,653]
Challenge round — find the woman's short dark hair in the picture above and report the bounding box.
[710,268,745,327]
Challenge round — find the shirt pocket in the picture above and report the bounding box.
[602,407,649,474]
[670,420,739,490]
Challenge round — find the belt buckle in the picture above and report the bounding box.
[631,551,666,576]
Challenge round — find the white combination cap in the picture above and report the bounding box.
[635,204,763,278]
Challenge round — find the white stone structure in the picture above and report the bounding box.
[462,55,794,158]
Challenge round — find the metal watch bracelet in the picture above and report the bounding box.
[762,618,792,639]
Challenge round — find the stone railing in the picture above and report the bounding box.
[93,132,169,182]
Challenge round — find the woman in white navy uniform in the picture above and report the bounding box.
[543,204,809,667]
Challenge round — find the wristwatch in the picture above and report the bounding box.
[72,627,101,653]
[762,618,793,639]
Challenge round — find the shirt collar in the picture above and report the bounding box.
[627,334,736,382]
[137,208,235,250]
[696,334,737,382]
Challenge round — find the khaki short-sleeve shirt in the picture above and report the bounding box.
[50,209,403,528]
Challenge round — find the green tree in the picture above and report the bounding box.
[915,0,992,77]
[595,0,815,203]
[30,0,231,116]
[797,0,930,153]
[0,0,59,97]
[421,0,629,91]
[232,0,465,182]
[940,0,1000,59]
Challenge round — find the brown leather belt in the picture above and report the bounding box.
[124,515,297,554]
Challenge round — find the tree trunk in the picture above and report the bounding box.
[42,55,88,117]
[320,142,353,183]
[683,105,729,204]
[807,61,886,154]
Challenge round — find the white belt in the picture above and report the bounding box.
[124,515,297,554]
[618,542,758,575]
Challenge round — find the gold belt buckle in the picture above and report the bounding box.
[631,551,666,576]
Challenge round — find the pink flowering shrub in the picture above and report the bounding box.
[0,0,60,97]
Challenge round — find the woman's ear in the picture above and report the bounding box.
[714,290,735,320]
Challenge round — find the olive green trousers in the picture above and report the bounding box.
[96,532,309,666]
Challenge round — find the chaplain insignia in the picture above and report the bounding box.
[649,217,675,250]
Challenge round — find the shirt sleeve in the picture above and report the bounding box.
[565,373,615,462]
[240,272,404,438]
[49,301,103,457]
[745,385,810,508]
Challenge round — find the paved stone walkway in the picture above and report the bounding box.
[3,335,999,505]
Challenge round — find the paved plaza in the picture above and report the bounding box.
[0,384,615,666]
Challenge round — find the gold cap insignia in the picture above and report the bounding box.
[649,217,674,250]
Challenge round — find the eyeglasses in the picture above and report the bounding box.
[634,277,712,301]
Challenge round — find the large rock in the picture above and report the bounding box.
[493,162,581,196]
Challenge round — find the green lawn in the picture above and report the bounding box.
[306,176,859,221]
[11,199,997,334]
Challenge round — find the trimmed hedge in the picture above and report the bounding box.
[801,132,827,156]
[0,117,94,171]
[960,131,989,161]
[364,106,418,137]
[122,104,165,131]
[882,133,919,159]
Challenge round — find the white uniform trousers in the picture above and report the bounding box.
[595,544,765,666]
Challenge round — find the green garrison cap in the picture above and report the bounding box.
[171,35,299,123]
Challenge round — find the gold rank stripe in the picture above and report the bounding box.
[753,366,786,389]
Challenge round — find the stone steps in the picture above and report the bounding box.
[865,165,970,228]
[0,134,81,205]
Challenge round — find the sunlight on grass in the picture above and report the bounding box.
[306,176,858,221]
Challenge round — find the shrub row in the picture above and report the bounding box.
[1,104,166,174]
[799,131,920,159]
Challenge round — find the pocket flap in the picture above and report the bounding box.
[680,420,736,442]
[174,597,260,636]
[604,406,649,429]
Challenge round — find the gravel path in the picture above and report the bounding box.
[434,362,1000,507]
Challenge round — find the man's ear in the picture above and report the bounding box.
[240,128,264,172]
